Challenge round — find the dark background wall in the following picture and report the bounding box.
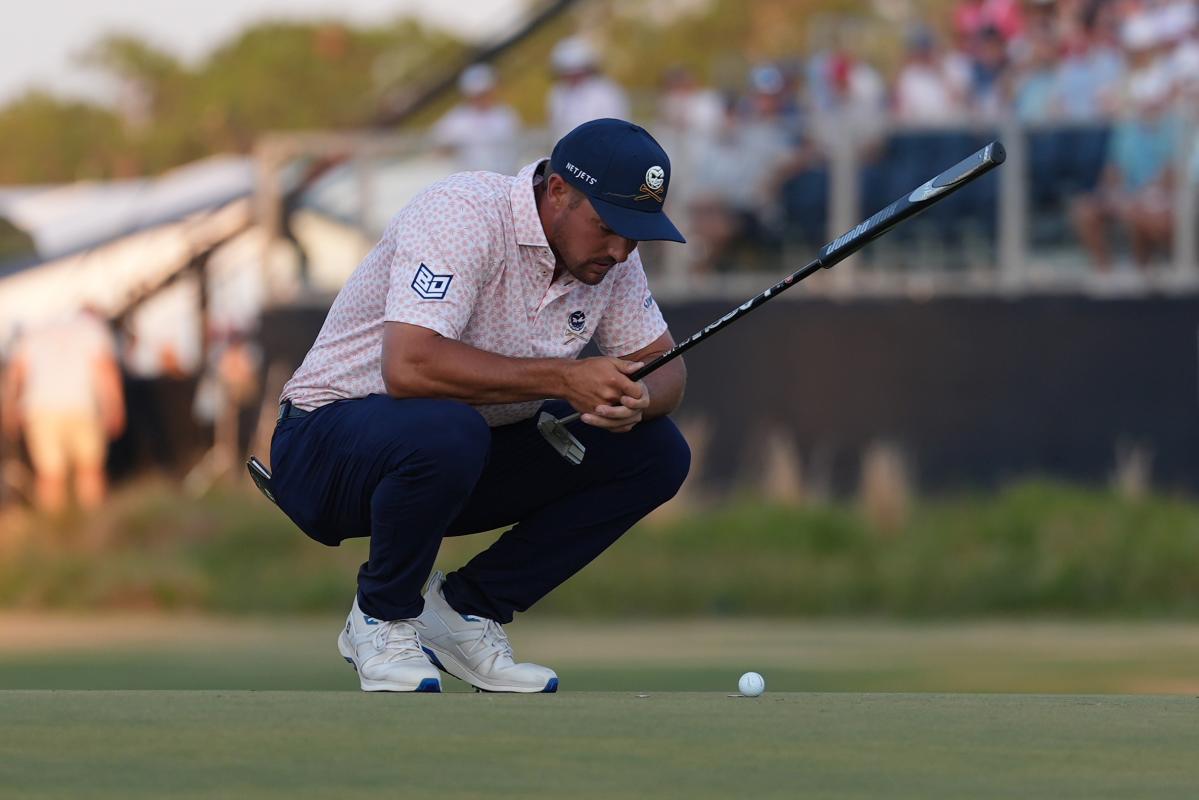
[661,296,1198,493]
[109,295,1197,495]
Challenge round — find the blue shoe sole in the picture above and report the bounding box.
[345,656,441,692]
[423,646,558,694]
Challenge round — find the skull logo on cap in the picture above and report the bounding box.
[645,166,665,191]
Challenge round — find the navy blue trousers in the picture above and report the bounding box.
[269,395,690,623]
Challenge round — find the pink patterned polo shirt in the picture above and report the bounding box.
[281,160,668,426]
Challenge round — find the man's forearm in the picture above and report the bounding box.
[385,335,568,405]
[641,357,685,419]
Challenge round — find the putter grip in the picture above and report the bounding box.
[819,141,1006,267]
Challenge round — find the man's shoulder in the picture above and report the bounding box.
[420,169,512,202]
[393,169,510,231]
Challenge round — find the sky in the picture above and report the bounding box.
[2,0,530,106]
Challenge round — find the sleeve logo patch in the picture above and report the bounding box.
[643,294,654,309]
[411,263,453,300]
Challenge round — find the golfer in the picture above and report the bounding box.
[271,118,691,693]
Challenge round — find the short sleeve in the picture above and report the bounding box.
[385,186,499,340]
[594,249,668,357]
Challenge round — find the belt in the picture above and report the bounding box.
[278,400,310,423]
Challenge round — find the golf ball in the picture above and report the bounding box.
[738,671,765,697]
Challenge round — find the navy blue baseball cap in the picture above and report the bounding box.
[549,118,686,244]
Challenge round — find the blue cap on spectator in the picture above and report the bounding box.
[750,64,785,94]
[549,118,686,244]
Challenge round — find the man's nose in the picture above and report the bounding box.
[609,237,637,263]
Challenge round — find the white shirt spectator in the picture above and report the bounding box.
[14,312,115,415]
[432,104,520,174]
[659,82,724,138]
[894,62,966,123]
[547,76,630,140]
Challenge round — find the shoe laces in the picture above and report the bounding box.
[373,620,425,662]
[477,618,514,661]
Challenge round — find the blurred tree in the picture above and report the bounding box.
[0,92,127,183]
[0,19,466,183]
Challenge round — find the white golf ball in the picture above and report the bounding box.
[738,671,765,697]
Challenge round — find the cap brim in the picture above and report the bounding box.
[589,196,687,244]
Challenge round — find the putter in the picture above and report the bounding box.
[539,141,1007,464]
[247,455,277,504]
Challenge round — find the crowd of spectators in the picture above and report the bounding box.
[434,1,1198,274]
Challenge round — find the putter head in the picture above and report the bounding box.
[246,456,278,504]
[537,412,586,465]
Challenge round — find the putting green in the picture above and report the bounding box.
[3,617,1199,796]
[2,691,1197,799]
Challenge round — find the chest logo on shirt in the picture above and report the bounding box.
[411,263,453,300]
[564,310,588,342]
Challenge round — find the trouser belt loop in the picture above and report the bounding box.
[278,400,310,423]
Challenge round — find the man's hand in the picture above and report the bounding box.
[583,379,650,433]
[563,357,648,431]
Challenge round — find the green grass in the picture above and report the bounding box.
[3,691,1198,799]
[5,617,1199,798]
[4,616,1199,694]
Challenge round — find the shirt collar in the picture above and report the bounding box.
[510,159,551,249]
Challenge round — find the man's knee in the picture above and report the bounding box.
[633,417,691,502]
[397,400,492,490]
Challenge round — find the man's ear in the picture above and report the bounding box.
[546,173,571,208]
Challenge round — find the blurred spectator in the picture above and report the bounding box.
[954,0,1025,42]
[658,65,724,138]
[1159,0,1199,98]
[686,67,814,272]
[1054,4,1126,121]
[546,36,630,139]
[893,25,969,124]
[1012,30,1060,120]
[431,64,521,174]
[968,25,1013,118]
[684,98,755,273]
[806,34,887,149]
[1071,66,1181,270]
[0,308,125,512]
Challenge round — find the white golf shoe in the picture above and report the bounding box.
[415,572,559,693]
[337,596,441,693]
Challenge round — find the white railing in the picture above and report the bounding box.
[256,117,1199,302]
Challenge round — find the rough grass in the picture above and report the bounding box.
[1,478,1198,617]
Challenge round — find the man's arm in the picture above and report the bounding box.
[381,322,644,415]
